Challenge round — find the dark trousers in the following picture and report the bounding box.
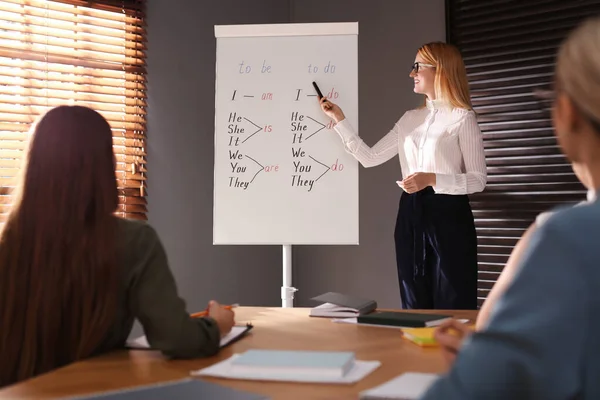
[394,187,478,310]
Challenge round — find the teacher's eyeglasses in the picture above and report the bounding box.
[411,62,435,73]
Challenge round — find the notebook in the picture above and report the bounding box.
[332,317,469,330]
[309,292,377,318]
[357,312,451,328]
[359,372,439,399]
[230,349,355,378]
[126,324,252,350]
[68,378,269,399]
[193,353,381,384]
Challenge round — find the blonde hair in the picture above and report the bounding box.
[418,42,472,110]
[556,16,600,127]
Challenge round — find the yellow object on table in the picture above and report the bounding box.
[401,327,440,347]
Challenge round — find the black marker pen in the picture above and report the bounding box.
[312,81,324,99]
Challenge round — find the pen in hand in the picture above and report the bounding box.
[191,303,239,318]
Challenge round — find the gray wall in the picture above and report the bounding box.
[145,0,289,314]
[145,0,446,314]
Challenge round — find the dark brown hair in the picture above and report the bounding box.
[0,106,119,386]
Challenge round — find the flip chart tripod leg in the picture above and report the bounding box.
[281,244,297,308]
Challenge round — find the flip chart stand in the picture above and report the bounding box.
[281,244,297,307]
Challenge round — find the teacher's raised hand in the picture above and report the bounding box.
[319,97,346,123]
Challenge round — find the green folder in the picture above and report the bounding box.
[357,311,451,328]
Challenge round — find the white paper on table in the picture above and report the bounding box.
[191,354,381,384]
[359,372,439,399]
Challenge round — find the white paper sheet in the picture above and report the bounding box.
[359,372,439,399]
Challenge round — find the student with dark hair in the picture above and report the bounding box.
[0,106,234,387]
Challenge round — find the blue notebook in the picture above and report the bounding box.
[231,349,355,378]
[69,378,269,400]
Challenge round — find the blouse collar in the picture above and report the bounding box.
[426,98,451,110]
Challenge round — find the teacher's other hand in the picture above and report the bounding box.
[399,172,436,193]
[319,97,345,123]
[433,319,474,366]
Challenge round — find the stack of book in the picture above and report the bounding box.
[309,292,377,318]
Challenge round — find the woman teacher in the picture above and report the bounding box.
[319,42,487,309]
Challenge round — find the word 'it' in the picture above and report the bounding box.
[238,60,272,74]
[307,61,336,74]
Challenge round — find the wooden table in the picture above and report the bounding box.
[0,307,477,399]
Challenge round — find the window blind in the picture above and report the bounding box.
[0,0,146,221]
[446,0,599,306]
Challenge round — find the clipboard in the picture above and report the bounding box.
[126,323,254,351]
[222,323,254,348]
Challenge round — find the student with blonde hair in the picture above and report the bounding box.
[433,161,593,367]
[420,15,600,399]
[320,42,486,309]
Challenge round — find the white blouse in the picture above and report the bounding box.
[334,99,487,195]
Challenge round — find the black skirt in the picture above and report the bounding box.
[394,186,478,310]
